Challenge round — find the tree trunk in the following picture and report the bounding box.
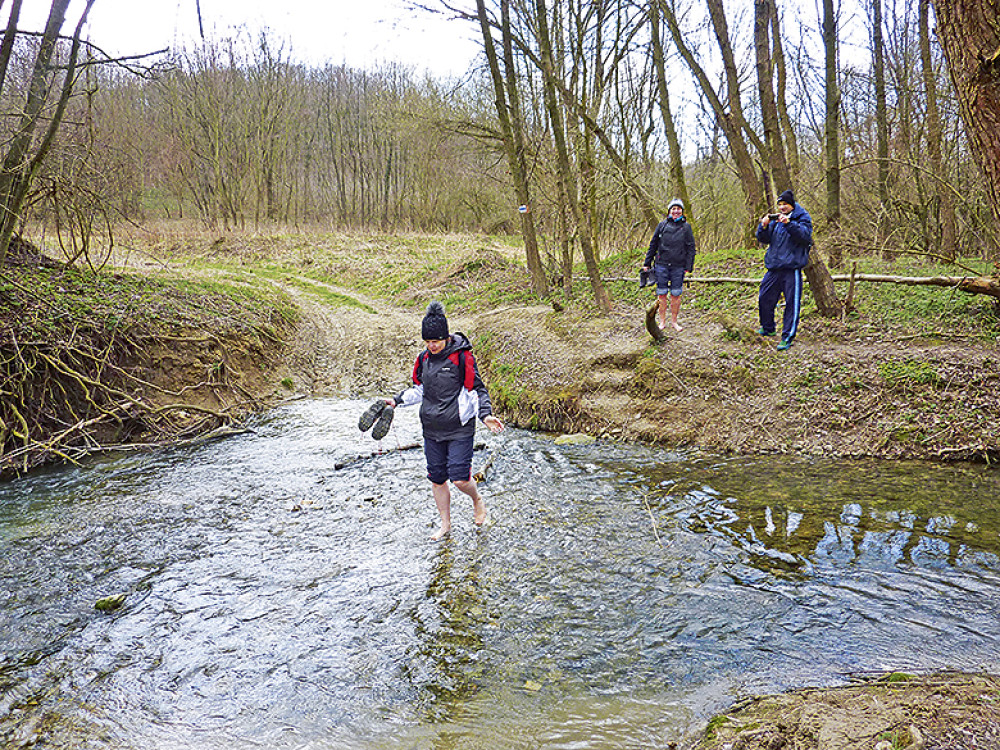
[0,0,76,264]
[822,0,842,269]
[0,0,25,104]
[609,273,1000,299]
[871,0,893,259]
[535,0,610,312]
[804,245,844,317]
[919,0,958,261]
[771,8,799,178]
[650,2,692,219]
[476,0,548,297]
[754,0,792,193]
[501,0,547,296]
[932,0,1000,251]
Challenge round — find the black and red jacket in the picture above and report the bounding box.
[393,332,494,441]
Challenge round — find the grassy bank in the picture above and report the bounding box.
[0,241,298,476]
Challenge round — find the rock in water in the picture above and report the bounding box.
[95,593,127,612]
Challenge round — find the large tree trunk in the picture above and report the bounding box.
[754,0,791,193]
[771,9,799,178]
[932,0,1000,252]
[804,245,844,317]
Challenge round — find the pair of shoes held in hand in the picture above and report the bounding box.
[358,400,394,440]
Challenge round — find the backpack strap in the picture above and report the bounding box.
[460,350,475,390]
[413,349,476,390]
[412,350,429,385]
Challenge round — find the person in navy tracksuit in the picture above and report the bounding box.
[755,189,812,351]
[385,301,504,540]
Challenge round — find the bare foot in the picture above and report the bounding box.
[671,320,683,332]
[473,497,488,526]
[658,320,667,330]
[431,525,451,541]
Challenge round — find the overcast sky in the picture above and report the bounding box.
[23,0,481,77]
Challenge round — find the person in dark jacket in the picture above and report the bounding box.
[385,301,503,540]
[642,198,696,332]
[755,189,813,351]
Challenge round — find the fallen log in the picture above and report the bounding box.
[828,273,1000,299]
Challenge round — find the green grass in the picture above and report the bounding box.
[1,262,297,344]
[878,360,942,388]
[250,265,377,313]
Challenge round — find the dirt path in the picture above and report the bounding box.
[269,277,475,398]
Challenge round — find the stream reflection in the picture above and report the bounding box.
[0,398,998,749]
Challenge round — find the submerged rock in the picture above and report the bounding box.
[553,433,596,445]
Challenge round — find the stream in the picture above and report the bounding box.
[2,398,999,748]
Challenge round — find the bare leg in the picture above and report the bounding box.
[431,482,451,540]
[657,294,669,329]
[453,479,487,526]
[670,294,683,331]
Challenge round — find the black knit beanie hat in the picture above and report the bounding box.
[778,189,796,207]
[421,301,449,340]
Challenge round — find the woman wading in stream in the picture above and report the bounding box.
[383,301,503,540]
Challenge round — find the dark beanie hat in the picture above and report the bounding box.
[421,300,449,340]
[778,189,796,207]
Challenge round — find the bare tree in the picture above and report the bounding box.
[870,0,892,256]
[657,0,765,235]
[754,0,792,193]
[771,9,799,178]
[535,0,611,312]
[0,0,96,265]
[649,0,692,218]
[822,0,842,266]
[476,0,547,296]
[918,0,957,260]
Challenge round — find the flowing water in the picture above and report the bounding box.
[2,398,999,749]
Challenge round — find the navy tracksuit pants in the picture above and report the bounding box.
[758,268,803,341]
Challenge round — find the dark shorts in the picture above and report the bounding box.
[654,266,686,296]
[424,434,475,484]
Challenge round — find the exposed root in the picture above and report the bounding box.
[0,250,284,478]
[0,325,255,477]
